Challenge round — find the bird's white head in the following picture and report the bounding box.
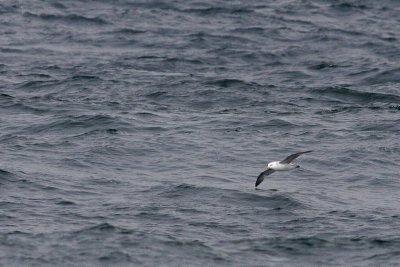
[267,162,273,168]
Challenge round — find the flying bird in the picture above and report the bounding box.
[255,151,312,188]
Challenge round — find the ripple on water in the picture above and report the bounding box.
[311,86,400,103]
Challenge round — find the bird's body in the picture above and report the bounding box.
[267,161,298,171]
[255,151,312,188]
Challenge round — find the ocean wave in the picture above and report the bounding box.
[0,169,16,185]
[330,2,369,11]
[223,191,305,210]
[252,119,298,129]
[104,28,146,35]
[21,114,128,135]
[158,183,305,210]
[23,12,109,25]
[184,7,255,15]
[158,183,210,199]
[73,223,132,235]
[364,67,400,84]
[0,169,14,177]
[315,104,399,114]
[205,78,262,88]
[308,62,339,70]
[56,200,76,206]
[360,119,400,131]
[222,234,400,260]
[16,79,62,90]
[311,86,400,103]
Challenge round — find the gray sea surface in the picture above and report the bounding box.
[1,0,400,266]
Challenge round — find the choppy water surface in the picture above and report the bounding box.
[1,0,400,266]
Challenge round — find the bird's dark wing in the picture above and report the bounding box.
[255,168,275,187]
[279,151,312,164]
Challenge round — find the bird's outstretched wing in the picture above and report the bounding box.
[280,151,312,164]
[255,168,275,187]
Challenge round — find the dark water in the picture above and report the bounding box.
[1,0,400,266]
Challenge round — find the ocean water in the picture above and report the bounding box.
[1,0,400,266]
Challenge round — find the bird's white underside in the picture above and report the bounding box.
[267,161,297,171]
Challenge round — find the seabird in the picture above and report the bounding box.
[255,151,312,188]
